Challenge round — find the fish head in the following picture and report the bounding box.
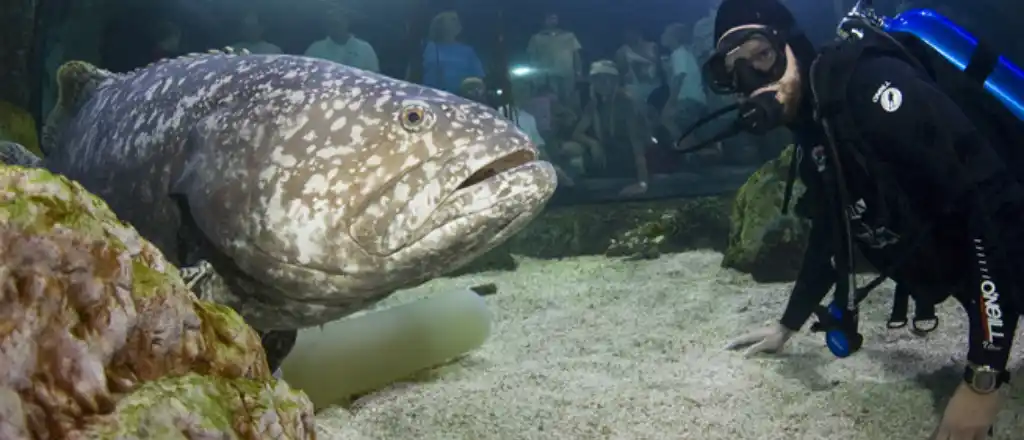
[177,59,556,329]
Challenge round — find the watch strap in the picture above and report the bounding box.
[963,364,1011,393]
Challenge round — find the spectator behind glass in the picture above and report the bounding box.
[615,29,661,116]
[573,60,650,196]
[304,11,380,72]
[644,86,686,174]
[522,83,554,135]
[692,0,723,63]
[231,11,282,55]
[422,11,485,94]
[660,23,708,140]
[526,12,583,110]
[458,78,542,150]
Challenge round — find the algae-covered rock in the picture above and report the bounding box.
[77,374,314,439]
[721,145,810,281]
[0,165,315,439]
[505,196,732,259]
[0,101,42,157]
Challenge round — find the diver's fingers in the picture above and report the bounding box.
[724,332,764,350]
[742,341,768,357]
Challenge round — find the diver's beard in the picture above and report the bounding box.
[748,45,802,122]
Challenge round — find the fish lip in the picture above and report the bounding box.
[452,148,539,193]
[424,157,556,269]
[375,143,542,245]
[437,158,557,217]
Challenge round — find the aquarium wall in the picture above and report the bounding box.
[4,0,1024,269]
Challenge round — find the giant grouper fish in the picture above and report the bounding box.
[7,49,557,370]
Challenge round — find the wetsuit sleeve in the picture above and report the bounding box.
[845,55,1023,371]
[779,193,837,331]
[964,285,1020,372]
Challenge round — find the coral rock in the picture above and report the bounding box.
[721,145,810,281]
[0,165,315,439]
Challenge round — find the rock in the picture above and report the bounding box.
[503,196,732,259]
[469,283,499,296]
[73,374,315,439]
[0,165,315,439]
[721,145,811,282]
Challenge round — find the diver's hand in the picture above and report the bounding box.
[724,323,794,357]
[931,382,1001,440]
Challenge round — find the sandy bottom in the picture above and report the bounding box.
[315,252,1024,439]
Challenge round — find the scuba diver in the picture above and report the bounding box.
[687,0,1024,438]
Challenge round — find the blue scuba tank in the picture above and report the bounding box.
[882,8,1024,121]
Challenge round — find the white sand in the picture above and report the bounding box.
[315,251,1024,439]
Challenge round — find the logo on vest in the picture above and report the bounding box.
[872,81,903,113]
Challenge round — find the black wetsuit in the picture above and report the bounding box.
[781,54,1024,374]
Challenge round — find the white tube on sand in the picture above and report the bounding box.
[280,289,493,409]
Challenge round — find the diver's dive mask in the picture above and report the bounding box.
[675,27,791,154]
[705,27,789,95]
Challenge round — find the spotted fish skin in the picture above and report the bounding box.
[41,52,557,331]
[0,141,41,167]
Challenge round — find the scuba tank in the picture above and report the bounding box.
[842,4,1024,121]
[885,9,1024,121]
[814,1,1024,359]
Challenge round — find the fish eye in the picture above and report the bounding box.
[399,100,435,132]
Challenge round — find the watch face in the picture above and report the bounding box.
[972,370,998,393]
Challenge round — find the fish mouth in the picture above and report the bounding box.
[399,144,554,277]
[349,141,554,258]
[454,149,538,191]
[429,144,556,231]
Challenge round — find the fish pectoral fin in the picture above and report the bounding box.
[169,125,214,197]
[0,141,43,167]
[168,123,239,258]
[180,260,215,290]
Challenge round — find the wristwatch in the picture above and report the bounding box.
[963,363,1011,394]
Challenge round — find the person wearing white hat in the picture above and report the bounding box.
[572,60,650,196]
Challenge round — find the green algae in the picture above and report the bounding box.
[0,164,315,438]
